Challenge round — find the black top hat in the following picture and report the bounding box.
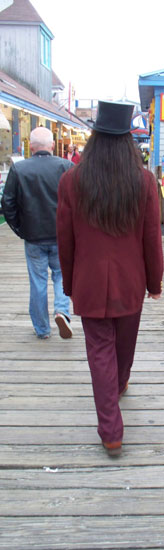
[93,101,134,135]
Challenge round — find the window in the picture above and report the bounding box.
[41,29,51,69]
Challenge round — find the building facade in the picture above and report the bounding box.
[0,0,53,102]
[0,0,89,207]
[139,70,164,173]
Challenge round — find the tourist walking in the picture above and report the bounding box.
[2,127,73,339]
[57,101,163,455]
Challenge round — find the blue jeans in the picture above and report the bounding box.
[25,241,70,337]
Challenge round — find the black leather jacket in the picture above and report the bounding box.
[2,151,73,242]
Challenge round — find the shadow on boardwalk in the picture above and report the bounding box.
[0,223,164,549]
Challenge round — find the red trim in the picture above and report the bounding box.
[131,129,149,135]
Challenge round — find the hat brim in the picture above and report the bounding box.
[92,124,131,134]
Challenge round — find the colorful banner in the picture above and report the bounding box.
[149,98,155,152]
[160,94,164,121]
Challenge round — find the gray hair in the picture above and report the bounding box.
[30,127,53,147]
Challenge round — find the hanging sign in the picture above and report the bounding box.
[131,113,148,133]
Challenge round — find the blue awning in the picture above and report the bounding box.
[139,70,164,111]
[0,90,85,129]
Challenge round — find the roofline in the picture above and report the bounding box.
[139,69,164,79]
[52,71,64,89]
[66,109,91,129]
[0,20,41,24]
[0,20,54,38]
[0,90,88,129]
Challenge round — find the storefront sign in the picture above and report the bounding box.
[160,94,164,121]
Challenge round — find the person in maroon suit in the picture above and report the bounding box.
[57,101,163,456]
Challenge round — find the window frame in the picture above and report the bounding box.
[40,29,51,70]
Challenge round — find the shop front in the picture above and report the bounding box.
[0,69,89,211]
[139,70,164,174]
[0,104,12,167]
[139,70,164,220]
[0,105,12,212]
[71,129,90,152]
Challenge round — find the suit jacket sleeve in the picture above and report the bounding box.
[57,173,75,296]
[143,173,163,294]
[1,164,22,237]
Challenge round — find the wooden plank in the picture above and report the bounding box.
[0,409,163,427]
[1,331,164,342]
[1,487,164,516]
[1,332,164,346]
[0,383,164,396]
[1,319,164,330]
[0,360,90,371]
[1,466,164,489]
[0,383,94,396]
[0,517,164,549]
[0,426,164,444]
[0,395,164,410]
[1,370,164,383]
[1,349,164,360]
[0,371,92,383]
[135,352,164,359]
[0,444,164,467]
[0,351,89,360]
[0,359,164,371]
[0,370,164,383]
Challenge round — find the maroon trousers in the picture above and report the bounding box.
[82,311,141,443]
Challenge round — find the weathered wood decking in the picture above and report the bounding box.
[0,222,164,549]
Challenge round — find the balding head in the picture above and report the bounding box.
[30,127,54,154]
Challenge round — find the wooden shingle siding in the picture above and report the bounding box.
[0,25,52,102]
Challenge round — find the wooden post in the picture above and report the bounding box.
[58,139,63,158]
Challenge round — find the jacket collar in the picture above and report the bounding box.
[33,151,52,156]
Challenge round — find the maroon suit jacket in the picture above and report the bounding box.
[57,168,163,318]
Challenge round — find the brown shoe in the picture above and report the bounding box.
[119,381,128,399]
[55,313,72,339]
[103,440,122,456]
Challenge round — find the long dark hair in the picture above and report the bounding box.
[74,131,144,235]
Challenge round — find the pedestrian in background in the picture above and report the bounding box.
[144,149,149,168]
[57,101,163,455]
[72,145,81,165]
[2,127,73,340]
[64,144,73,161]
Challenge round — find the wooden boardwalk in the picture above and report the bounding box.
[0,222,164,550]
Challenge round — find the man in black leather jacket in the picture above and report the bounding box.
[2,127,73,339]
